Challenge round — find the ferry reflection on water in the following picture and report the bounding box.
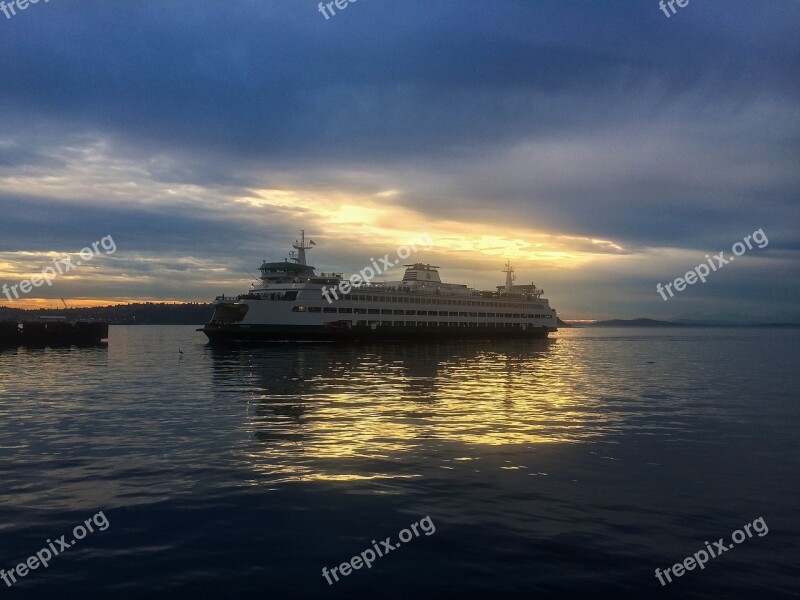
[205,339,621,483]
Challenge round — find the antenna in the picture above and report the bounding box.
[502,261,515,292]
[291,229,315,265]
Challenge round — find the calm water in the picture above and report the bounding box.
[0,326,798,599]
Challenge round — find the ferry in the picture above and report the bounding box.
[200,231,558,343]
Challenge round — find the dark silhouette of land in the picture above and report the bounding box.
[0,303,213,325]
[589,318,800,328]
[3,305,797,328]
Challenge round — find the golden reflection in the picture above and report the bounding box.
[209,338,609,483]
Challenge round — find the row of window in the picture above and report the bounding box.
[293,306,552,319]
[242,291,298,301]
[247,290,544,309]
[326,293,544,309]
[355,321,537,328]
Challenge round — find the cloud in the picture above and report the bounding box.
[0,0,798,318]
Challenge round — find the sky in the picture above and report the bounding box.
[1,0,798,321]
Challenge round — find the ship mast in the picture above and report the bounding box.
[291,230,315,266]
[502,261,516,292]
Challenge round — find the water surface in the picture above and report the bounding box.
[0,326,797,598]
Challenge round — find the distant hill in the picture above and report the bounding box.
[0,303,213,325]
[592,318,685,327]
[591,318,800,328]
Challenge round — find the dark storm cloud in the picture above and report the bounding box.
[2,0,797,161]
[0,193,293,260]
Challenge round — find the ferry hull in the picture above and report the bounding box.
[200,323,553,344]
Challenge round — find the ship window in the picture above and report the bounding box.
[468,312,477,317]
[308,307,321,313]
[487,313,495,317]
[283,291,298,301]
[292,306,306,312]
[323,307,337,313]
[368,309,380,314]
[418,311,427,316]
[381,309,392,315]
[394,321,405,326]
[338,308,353,313]
[354,307,367,314]
[458,312,468,317]
[393,310,404,315]
[405,310,415,315]
[356,320,367,326]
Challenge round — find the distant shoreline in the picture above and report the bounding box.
[0,302,212,325]
[2,304,798,328]
[568,318,800,329]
